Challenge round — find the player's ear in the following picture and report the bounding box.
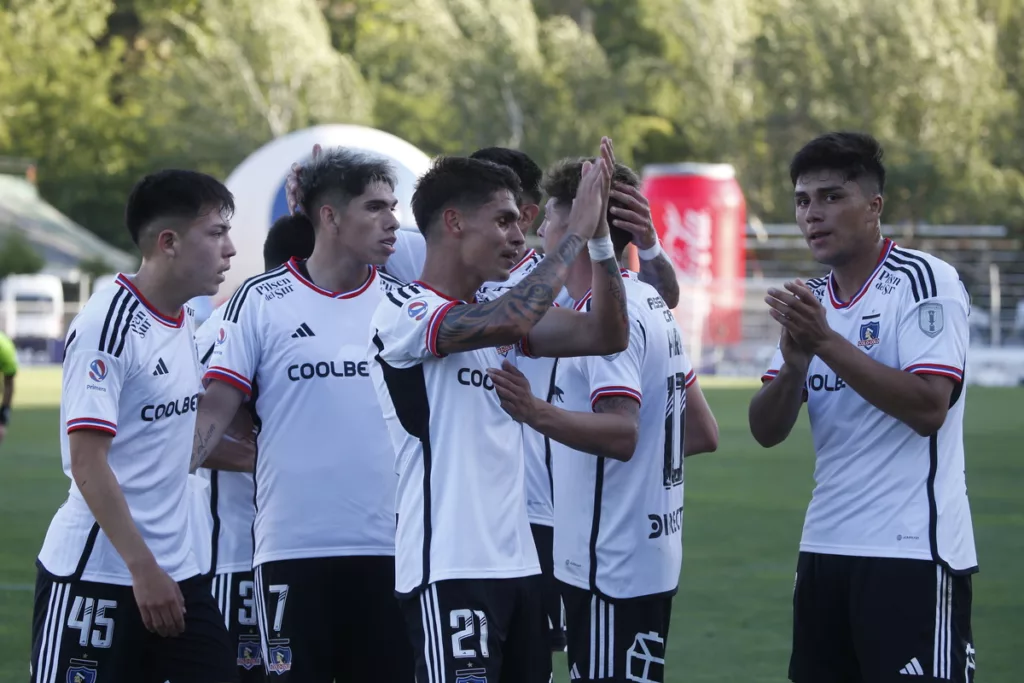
[519,203,539,228]
[153,228,178,257]
[442,207,462,237]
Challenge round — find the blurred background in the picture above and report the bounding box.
[1,1,1022,681]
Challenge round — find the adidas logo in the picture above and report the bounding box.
[569,663,580,680]
[291,323,315,338]
[152,358,169,376]
[900,657,925,676]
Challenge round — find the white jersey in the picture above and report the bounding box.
[38,275,202,585]
[194,304,256,574]
[553,273,694,599]
[478,248,543,300]
[476,249,561,526]
[762,240,977,572]
[188,474,213,576]
[385,228,426,283]
[369,281,540,595]
[206,259,404,567]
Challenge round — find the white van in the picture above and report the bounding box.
[0,273,66,342]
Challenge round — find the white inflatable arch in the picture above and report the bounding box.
[216,124,432,304]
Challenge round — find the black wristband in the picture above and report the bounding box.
[0,406,9,425]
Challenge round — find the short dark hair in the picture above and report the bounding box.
[470,147,543,205]
[264,213,315,270]
[542,158,641,257]
[411,156,522,236]
[789,132,886,195]
[298,148,397,223]
[124,169,235,247]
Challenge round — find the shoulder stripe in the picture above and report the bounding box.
[224,266,288,323]
[386,292,405,308]
[806,277,827,288]
[104,292,133,356]
[887,251,932,299]
[200,342,215,366]
[891,247,937,298]
[378,270,406,287]
[882,263,923,303]
[98,288,126,352]
[112,301,140,357]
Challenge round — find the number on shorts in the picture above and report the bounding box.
[268,584,289,633]
[450,609,489,659]
[238,580,258,627]
[67,596,116,648]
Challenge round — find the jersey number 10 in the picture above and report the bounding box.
[663,372,686,489]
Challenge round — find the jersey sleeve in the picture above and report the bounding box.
[374,291,462,366]
[897,277,969,385]
[194,306,226,371]
[203,293,261,398]
[62,320,128,436]
[761,345,784,382]
[384,229,427,283]
[581,316,645,411]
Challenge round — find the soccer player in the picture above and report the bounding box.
[369,139,628,683]
[192,149,415,681]
[0,329,17,447]
[488,158,719,683]
[470,147,683,660]
[31,170,237,683]
[191,211,315,683]
[748,132,977,683]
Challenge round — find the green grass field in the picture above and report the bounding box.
[0,368,1021,682]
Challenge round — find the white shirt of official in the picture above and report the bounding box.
[369,281,541,595]
[762,240,977,573]
[552,273,695,599]
[38,275,202,585]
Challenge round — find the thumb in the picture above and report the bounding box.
[502,359,516,372]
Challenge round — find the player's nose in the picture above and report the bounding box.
[223,234,238,259]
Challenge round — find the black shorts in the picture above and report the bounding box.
[211,570,264,683]
[399,576,552,683]
[789,552,976,683]
[531,523,567,651]
[253,555,413,681]
[560,581,673,683]
[30,566,236,683]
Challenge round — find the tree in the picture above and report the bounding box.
[0,232,45,280]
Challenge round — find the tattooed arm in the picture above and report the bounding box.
[639,252,680,308]
[190,381,246,472]
[523,254,630,358]
[434,232,588,355]
[487,360,640,462]
[435,150,612,356]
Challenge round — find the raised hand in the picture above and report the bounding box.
[284,143,323,215]
[594,137,616,239]
[765,279,833,362]
[609,182,657,249]
[568,137,613,240]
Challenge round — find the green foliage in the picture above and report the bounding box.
[0,233,45,280]
[0,0,1022,242]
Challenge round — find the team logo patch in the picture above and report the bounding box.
[495,344,515,357]
[455,668,488,683]
[66,659,98,683]
[919,302,944,338]
[87,359,107,382]
[237,639,263,670]
[216,327,227,345]
[857,321,880,348]
[408,300,428,321]
[267,642,293,674]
